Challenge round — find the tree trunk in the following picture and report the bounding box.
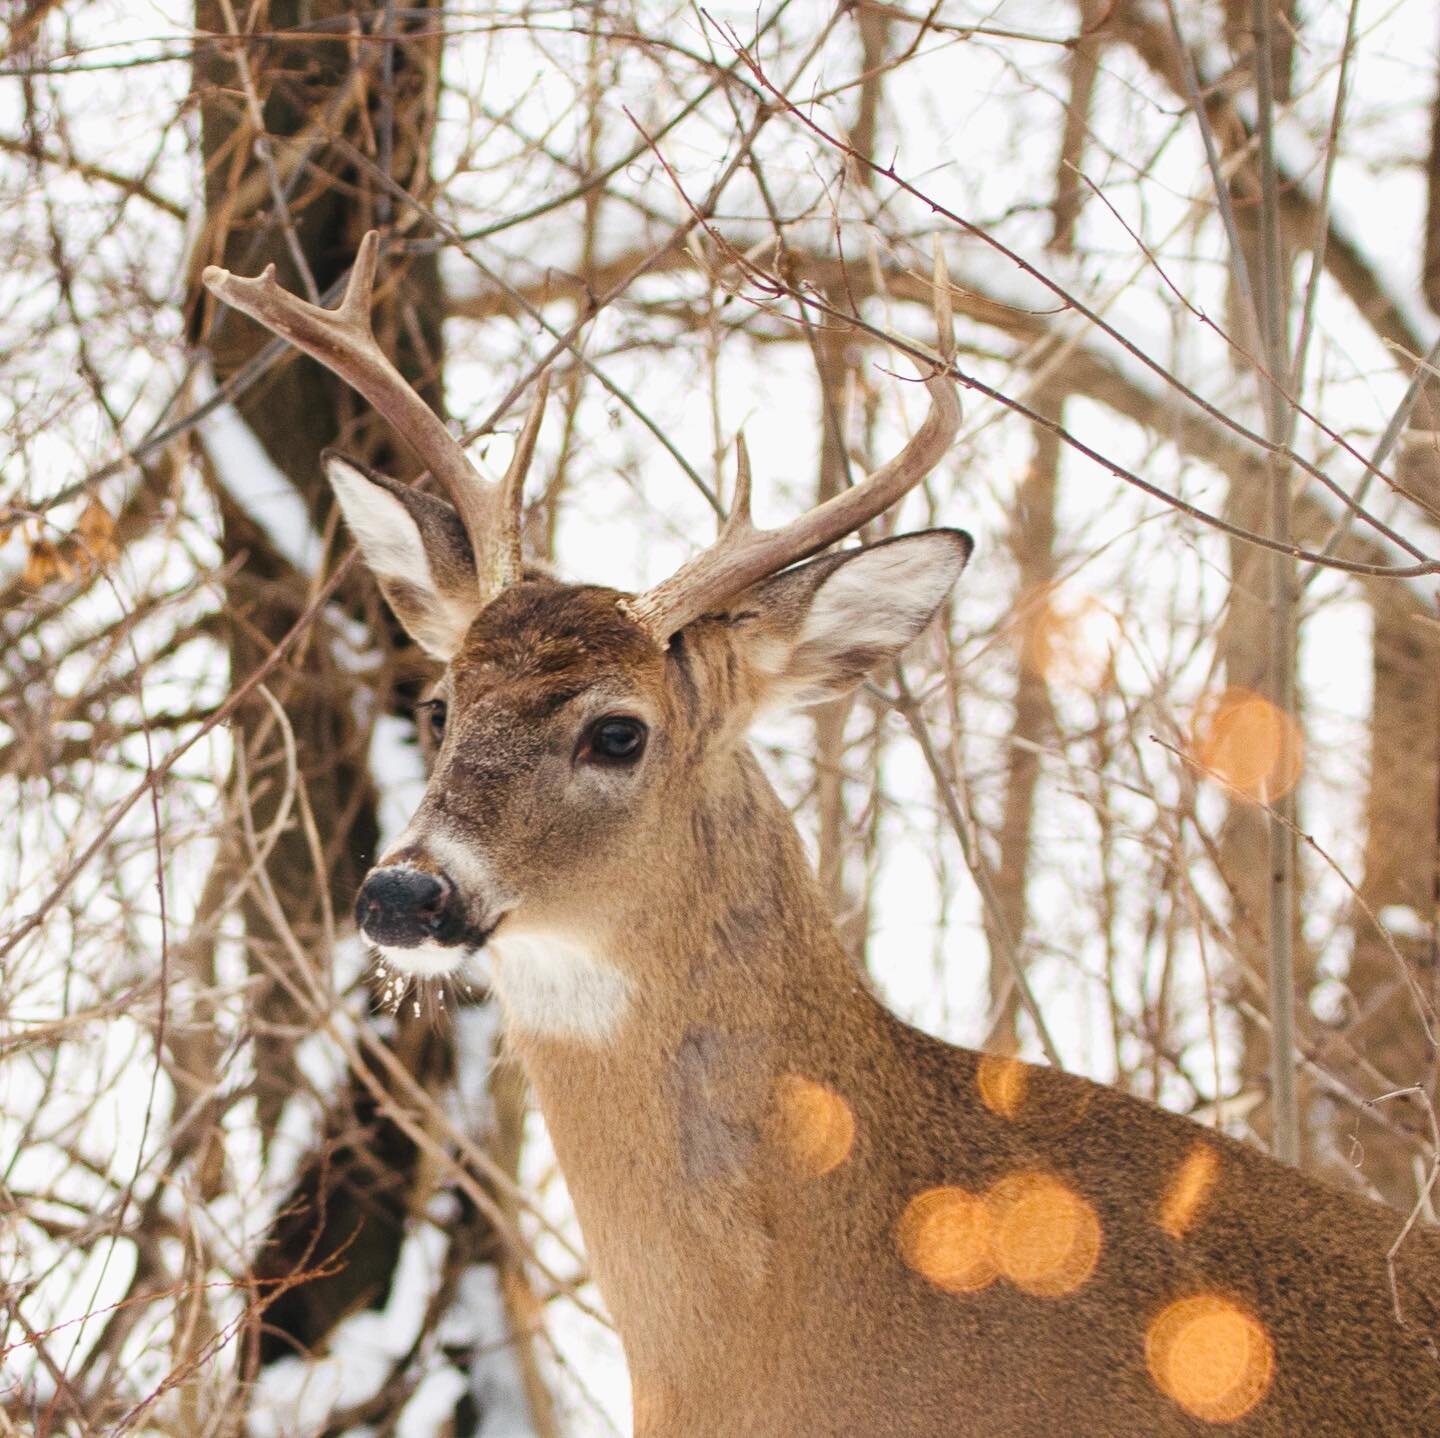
[984,2,1099,1049]
[190,9,534,1426]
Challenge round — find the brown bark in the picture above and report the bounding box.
[250,1022,461,1365]
[811,8,892,961]
[1210,0,1312,1167]
[193,0,445,1145]
[1339,586,1440,1208]
[985,417,1059,1051]
[1336,8,1440,1212]
[1339,27,1440,1209]
[1216,452,1284,1088]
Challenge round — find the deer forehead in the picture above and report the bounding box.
[452,580,665,682]
[438,584,745,763]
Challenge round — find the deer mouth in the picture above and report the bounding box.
[370,920,498,981]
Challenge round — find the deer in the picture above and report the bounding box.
[204,233,1440,1437]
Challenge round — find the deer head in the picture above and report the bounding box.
[203,233,965,1036]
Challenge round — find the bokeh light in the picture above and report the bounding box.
[898,1172,1104,1300]
[1189,688,1303,801]
[1146,1294,1274,1423]
[988,1172,1101,1298]
[773,1074,855,1177]
[897,1187,998,1294]
[1159,1143,1220,1240]
[977,1053,1029,1119]
[1017,583,1121,692]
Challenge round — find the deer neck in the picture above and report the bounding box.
[493,749,879,1362]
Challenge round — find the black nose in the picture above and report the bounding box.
[356,867,457,947]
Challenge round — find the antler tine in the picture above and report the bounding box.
[932,235,956,364]
[624,364,960,644]
[338,226,381,323]
[497,371,550,577]
[201,231,524,596]
[722,432,754,541]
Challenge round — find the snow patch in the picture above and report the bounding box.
[370,712,429,852]
[439,1264,538,1437]
[246,1218,451,1436]
[195,367,324,577]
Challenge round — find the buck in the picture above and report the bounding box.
[206,235,1440,1436]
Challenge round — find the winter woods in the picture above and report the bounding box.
[4,2,1440,1432]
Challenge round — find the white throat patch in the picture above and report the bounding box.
[489,929,632,1044]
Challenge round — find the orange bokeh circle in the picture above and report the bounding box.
[1017,584,1121,692]
[987,1172,1101,1298]
[1146,1293,1275,1423]
[896,1186,998,1294]
[773,1074,855,1177]
[1189,688,1303,802]
[976,1053,1030,1120]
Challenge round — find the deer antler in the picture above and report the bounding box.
[623,237,961,644]
[623,367,960,644]
[202,231,539,598]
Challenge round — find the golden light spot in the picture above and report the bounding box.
[1018,584,1121,692]
[988,1172,1101,1298]
[977,1053,1029,1119]
[1189,688,1303,802]
[773,1074,854,1177]
[1159,1143,1221,1240]
[1146,1294,1274,1423]
[896,1187,998,1294]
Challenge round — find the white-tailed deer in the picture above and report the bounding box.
[206,235,1440,1436]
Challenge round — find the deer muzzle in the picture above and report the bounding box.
[355,866,463,948]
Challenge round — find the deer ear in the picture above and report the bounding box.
[324,452,482,661]
[740,530,972,711]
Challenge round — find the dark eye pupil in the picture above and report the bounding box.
[423,701,446,740]
[594,719,641,759]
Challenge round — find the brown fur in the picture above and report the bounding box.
[387,576,1440,1436]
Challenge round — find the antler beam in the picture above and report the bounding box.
[202,231,536,598]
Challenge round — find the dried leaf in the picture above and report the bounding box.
[22,538,76,588]
[76,496,119,567]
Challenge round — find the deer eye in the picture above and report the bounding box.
[581,716,647,766]
[417,698,447,743]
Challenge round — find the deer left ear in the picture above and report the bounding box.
[738,529,972,712]
[325,452,483,661]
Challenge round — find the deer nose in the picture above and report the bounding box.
[355,867,457,947]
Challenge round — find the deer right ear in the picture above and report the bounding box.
[738,529,972,713]
[324,452,482,661]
